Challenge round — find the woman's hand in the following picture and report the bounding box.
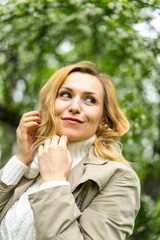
[16,111,40,165]
[38,135,72,182]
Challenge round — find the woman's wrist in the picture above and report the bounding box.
[16,154,30,165]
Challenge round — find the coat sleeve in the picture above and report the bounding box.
[28,169,140,240]
[0,178,16,212]
[0,157,27,213]
[0,168,17,213]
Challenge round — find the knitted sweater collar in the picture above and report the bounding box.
[24,135,96,179]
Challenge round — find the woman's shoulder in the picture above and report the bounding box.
[93,160,141,196]
[87,146,140,184]
[82,152,140,193]
[106,160,140,184]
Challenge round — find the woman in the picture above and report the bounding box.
[0,61,140,240]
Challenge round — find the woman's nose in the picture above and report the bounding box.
[68,98,81,114]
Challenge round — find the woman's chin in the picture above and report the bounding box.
[56,131,90,142]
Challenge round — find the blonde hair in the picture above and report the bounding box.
[31,61,130,165]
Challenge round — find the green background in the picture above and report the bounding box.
[0,0,160,239]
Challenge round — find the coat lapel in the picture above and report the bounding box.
[13,177,35,200]
[68,146,109,192]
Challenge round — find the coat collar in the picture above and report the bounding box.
[68,146,109,192]
[81,146,109,165]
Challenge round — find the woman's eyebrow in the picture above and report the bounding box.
[60,87,97,95]
[60,87,72,91]
[84,91,97,95]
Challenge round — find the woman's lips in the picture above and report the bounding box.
[62,117,83,124]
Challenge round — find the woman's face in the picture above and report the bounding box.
[54,72,104,141]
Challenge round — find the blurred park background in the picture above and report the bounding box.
[0,0,160,239]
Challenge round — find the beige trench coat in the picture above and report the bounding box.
[0,147,140,240]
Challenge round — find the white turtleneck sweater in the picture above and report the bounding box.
[0,135,96,240]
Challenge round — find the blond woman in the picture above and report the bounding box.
[0,62,140,240]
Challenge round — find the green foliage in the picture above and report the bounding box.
[131,194,160,240]
[0,0,160,239]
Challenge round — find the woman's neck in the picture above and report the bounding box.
[68,134,96,169]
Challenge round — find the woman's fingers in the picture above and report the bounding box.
[43,135,68,149]
[20,111,40,124]
[51,135,60,147]
[22,121,39,130]
[21,111,41,126]
[18,111,41,133]
[50,135,68,147]
[23,116,41,123]
[22,111,40,117]
[41,135,68,154]
[58,135,68,147]
[38,145,44,155]
[44,139,51,148]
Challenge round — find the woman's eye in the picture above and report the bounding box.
[85,96,96,104]
[60,92,71,98]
